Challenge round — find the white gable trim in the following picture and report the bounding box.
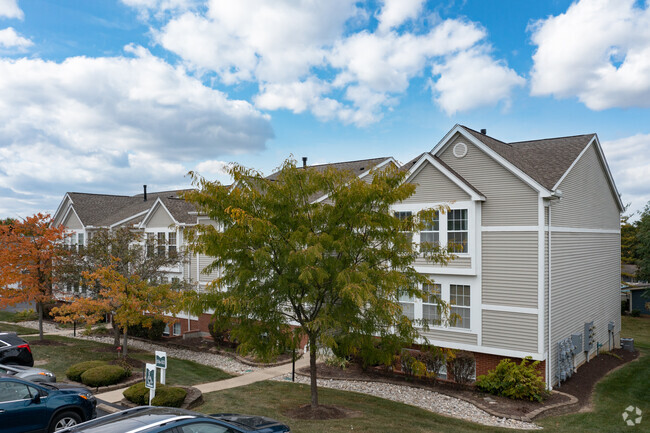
[110,209,150,229]
[432,125,552,196]
[404,153,485,201]
[59,204,84,230]
[551,136,624,211]
[312,157,396,204]
[138,198,177,228]
[52,193,74,227]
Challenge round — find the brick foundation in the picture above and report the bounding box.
[474,352,546,382]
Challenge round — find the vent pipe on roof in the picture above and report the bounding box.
[480,128,487,135]
[143,185,147,201]
[302,157,307,168]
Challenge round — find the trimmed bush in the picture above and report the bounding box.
[123,382,187,407]
[129,319,167,340]
[450,353,475,384]
[476,357,548,402]
[81,365,128,387]
[66,361,107,382]
[400,350,428,378]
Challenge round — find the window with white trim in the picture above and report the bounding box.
[168,232,177,258]
[450,284,471,329]
[163,324,170,336]
[77,233,84,253]
[447,209,468,253]
[146,233,155,257]
[398,293,414,321]
[157,232,166,257]
[420,211,439,252]
[422,283,441,326]
[394,211,413,246]
[173,322,181,336]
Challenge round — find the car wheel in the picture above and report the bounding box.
[49,411,82,432]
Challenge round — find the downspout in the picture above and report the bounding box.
[547,189,562,390]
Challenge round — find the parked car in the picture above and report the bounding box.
[0,363,56,382]
[0,375,96,433]
[58,406,290,433]
[0,332,34,367]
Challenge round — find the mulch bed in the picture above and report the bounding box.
[552,348,639,409]
[284,404,359,420]
[300,348,639,420]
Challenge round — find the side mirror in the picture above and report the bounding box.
[31,394,41,404]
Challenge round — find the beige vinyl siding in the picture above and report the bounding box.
[415,255,471,269]
[544,210,549,354]
[482,310,538,353]
[402,161,471,204]
[482,231,538,308]
[189,253,197,282]
[147,205,175,228]
[63,210,83,230]
[549,231,620,385]
[552,145,620,230]
[199,253,219,282]
[420,328,478,345]
[439,134,538,226]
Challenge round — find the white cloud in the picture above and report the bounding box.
[376,0,425,34]
[0,27,31,49]
[601,134,650,216]
[0,46,273,217]
[147,1,523,125]
[120,0,198,20]
[432,48,525,114]
[530,0,650,110]
[0,0,23,20]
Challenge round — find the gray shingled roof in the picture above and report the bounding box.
[266,157,390,181]
[462,126,595,190]
[68,190,196,227]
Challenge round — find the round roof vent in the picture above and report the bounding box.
[453,142,468,158]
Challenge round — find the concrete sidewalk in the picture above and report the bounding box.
[96,356,310,404]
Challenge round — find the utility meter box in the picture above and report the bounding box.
[584,321,595,352]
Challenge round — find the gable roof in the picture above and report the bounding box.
[462,126,596,191]
[266,157,391,181]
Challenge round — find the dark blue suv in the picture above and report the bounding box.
[0,376,96,433]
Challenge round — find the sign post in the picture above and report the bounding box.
[144,363,156,405]
[155,351,167,385]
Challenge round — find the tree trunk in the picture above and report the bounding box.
[122,327,128,358]
[309,334,319,409]
[112,320,120,347]
[37,301,44,341]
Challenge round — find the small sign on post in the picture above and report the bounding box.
[145,363,156,405]
[155,351,167,385]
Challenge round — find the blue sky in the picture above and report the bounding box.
[0,0,649,218]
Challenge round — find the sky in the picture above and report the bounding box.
[0,0,649,219]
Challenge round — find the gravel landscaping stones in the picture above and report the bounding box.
[273,374,541,430]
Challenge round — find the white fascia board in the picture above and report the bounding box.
[312,157,396,204]
[60,205,85,231]
[52,193,73,227]
[109,209,150,229]
[138,198,177,229]
[552,136,624,211]
[414,336,545,361]
[404,153,485,201]
[432,125,552,196]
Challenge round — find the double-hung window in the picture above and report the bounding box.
[394,211,413,247]
[447,209,468,253]
[157,232,166,257]
[450,284,471,329]
[420,211,439,252]
[146,233,155,257]
[422,283,441,326]
[168,232,177,258]
[77,233,84,253]
[398,293,415,321]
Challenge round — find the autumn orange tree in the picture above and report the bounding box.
[52,261,183,357]
[0,214,67,340]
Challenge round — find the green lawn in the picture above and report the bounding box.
[196,316,650,433]
[24,335,233,386]
[0,323,39,334]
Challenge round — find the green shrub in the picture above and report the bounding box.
[129,319,167,340]
[123,382,187,407]
[66,361,107,382]
[631,309,641,317]
[80,365,128,387]
[208,315,237,347]
[400,350,428,378]
[13,309,38,322]
[450,353,475,384]
[476,357,548,402]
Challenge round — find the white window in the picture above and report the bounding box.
[422,283,441,326]
[173,322,181,336]
[438,363,447,380]
[157,232,166,257]
[420,211,439,252]
[146,233,155,257]
[398,293,414,321]
[447,209,468,253]
[168,232,177,257]
[163,324,170,336]
[394,211,413,246]
[450,284,471,329]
